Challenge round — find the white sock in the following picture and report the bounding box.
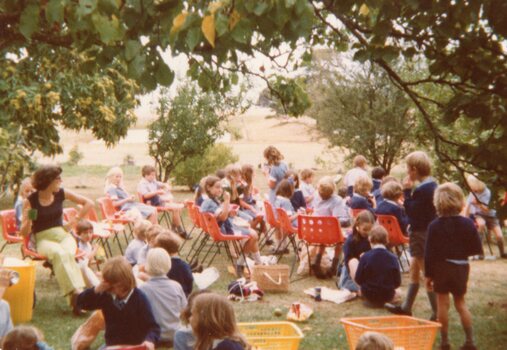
[252,252,262,264]
[237,255,246,266]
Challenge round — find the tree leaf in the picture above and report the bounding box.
[229,10,241,30]
[92,13,123,44]
[156,62,175,86]
[186,27,201,51]
[77,0,97,17]
[254,2,269,16]
[359,3,369,16]
[201,15,216,47]
[19,4,40,39]
[215,13,229,37]
[125,40,142,61]
[231,19,252,44]
[46,0,66,24]
[170,11,188,34]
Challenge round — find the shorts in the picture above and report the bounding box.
[409,229,427,258]
[432,261,469,296]
[475,214,500,230]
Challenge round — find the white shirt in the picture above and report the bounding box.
[344,167,368,188]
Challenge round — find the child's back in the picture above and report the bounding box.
[404,179,437,231]
[376,200,409,235]
[169,256,193,297]
[125,239,146,265]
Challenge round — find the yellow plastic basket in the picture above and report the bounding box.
[341,316,440,350]
[238,321,304,350]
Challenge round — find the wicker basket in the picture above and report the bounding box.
[252,264,290,292]
[239,321,303,350]
[341,316,440,350]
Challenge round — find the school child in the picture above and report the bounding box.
[344,155,368,197]
[300,168,316,206]
[349,174,376,214]
[75,220,100,288]
[200,176,262,276]
[190,293,250,350]
[194,176,208,207]
[77,256,160,349]
[375,181,410,235]
[285,170,306,212]
[371,167,386,193]
[338,211,376,292]
[426,183,483,350]
[125,219,152,266]
[174,290,211,350]
[136,225,165,282]
[139,248,187,345]
[355,331,394,350]
[240,164,267,233]
[263,146,288,204]
[464,175,506,258]
[355,225,401,306]
[14,177,34,230]
[275,180,299,227]
[373,175,398,205]
[311,176,351,278]
[2,325,53,350]
[155,233,194,297]
[137,165,185,236]
[385,151,438,320]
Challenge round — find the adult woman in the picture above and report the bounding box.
[104,167,157,224]
[19,165,94,315]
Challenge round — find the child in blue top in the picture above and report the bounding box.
[190,293,249,350]
[371,166,386,193]
[375,181,409,236]
[425,183,482,350]
[263,146,288,205]
[355,225,401,307]
[274,180,298,227]
[299,169,316,207]
[338,210,375,292]
[386,151,438,320]
[285,170,306,212]
[200,176,262,275]
[77,256,160,349]
[464,174,506,258]
[125,220,152,266]
[349,174,376,216]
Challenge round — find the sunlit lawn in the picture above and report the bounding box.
[1,165,506,349]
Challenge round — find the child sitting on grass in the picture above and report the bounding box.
[139,248,187,345]
[2,325,53,350]
[338,211,376,292]
[173,290,211,350]
[375,181,410,236]
[77,256,160,349]
[75,220,100,288]
[425,183,482,350]
[155,233,194,297]
[355,225,401,307]
[190,293,250,350]
[125,220,152,266]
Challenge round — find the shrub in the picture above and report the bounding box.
[67,145,84,166]
[172,144,238,190]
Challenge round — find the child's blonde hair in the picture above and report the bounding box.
[133,219,152,241]
[104,166,123,192]
[300,168,314,181]
[146,225,164,244]
[146,247,172,276]
[355,331,394,350]
[466,174,486,193]
[101,256,136,294]
[19,177,33,198]
[2,325,42,350]
[381,181,403,201]
[354,175,373,197]
[369,225,389,245]
[263,146,284,165]
[192,293,250,350]
[225,164,242,179]
[405,151,431,177]
[318,176,336,200]
[434,182,465,217]
[353,155,368,168]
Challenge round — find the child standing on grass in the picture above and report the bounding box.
[155,233,194,297]
[386,151,438,320]
[190,293,250,350]
[464,174,506,258]
[125,219,152,266]
[263,146,288,205]
[375,181,410,236]
[300,169,316,206]
[75,220,100,288]
[344,155,368,197]
[77,256,160,349]
[355,225,401,307]
[338,211,376,292]
[425,183,482,350]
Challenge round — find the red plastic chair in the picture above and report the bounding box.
[297,215,345,276]
[200,212,250,275]
[138,192,185,228]
[262,200,279,249]
[97,197,133,255]
[276,208,299,275]
[377,214,410,272]
[0,209,23,253]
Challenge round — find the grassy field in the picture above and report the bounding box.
[1,165,506,349]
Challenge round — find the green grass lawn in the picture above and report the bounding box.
[1,165,506,349]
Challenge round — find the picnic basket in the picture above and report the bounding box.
[251,264,290,292]
[341,316,440,350]
[238,321,303,350]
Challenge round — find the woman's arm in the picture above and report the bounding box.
[19,199,32,237]
[65,190,94,225]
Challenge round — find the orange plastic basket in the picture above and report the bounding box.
[341,316,440,350]
[238,322,304,350]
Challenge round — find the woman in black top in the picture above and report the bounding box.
[19,165,94,315]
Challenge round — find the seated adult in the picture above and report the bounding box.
[19,165,93,315]
[105,167,157,224]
